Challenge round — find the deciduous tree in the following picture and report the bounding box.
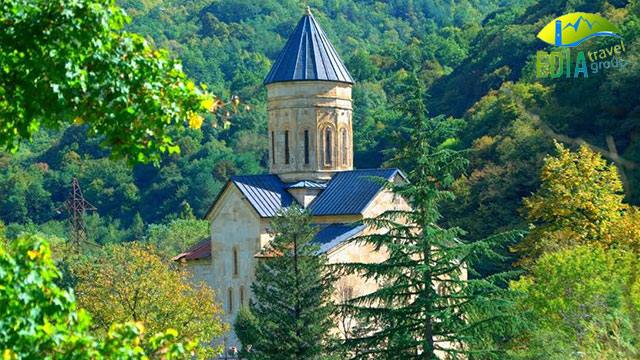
[0,233,197,359]
[508,144,640,357]
[70,242,225,357]
[515,143,640,265]
[510,246,640,359]
[0,0,230,164]
[144,218,209,258]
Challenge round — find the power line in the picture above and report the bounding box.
[60,177,97,250]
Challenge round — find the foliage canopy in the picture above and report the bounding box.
[0,233,197,359]
[70,242,225,357]
[0,0,228,165]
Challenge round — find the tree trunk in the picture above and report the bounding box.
[423,225,435,359]
[293,233,302,359]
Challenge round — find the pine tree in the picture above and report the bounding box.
[236,206,335,360]
[178,201,196,220]
[129,212,145,241]
[341,74,520,359]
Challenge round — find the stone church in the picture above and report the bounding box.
[174,8,410,350]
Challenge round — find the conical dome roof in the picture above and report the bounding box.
[263,8,354,85]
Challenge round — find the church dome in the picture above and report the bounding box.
[263,7,354,85]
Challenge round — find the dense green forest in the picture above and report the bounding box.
[3,1,640,358]
[1,0,638,264]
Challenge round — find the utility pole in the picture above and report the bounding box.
[62,177,96,249]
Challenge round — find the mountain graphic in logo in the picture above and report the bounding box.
[537,12,621,47]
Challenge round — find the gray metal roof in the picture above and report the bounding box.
[205,168,404,219]
[263,9,354,85]
[308,169,404,216]
[231,175,296,217]
[314,223,366,253]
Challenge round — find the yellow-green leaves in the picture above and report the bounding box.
[70,242,226,358]
[508,143,640,357]
[26,249,40,260]
[41,319,55,336]
[515,142,637,264]
[0,0,236,166]
[510,246,640,358]
[201,97,216,112]
[0,233,198,359]
[2,349,16,360]
[187,112,204,129]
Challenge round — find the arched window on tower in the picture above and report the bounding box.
[232,247,239,277]
[271,131,275,165]
[228,287,233,313]
[284,130,290,164]
[240,286,245,306]
[324,127,332,166]
[341,128,348,166]
[304,130,310,165]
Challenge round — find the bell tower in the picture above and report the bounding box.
[264,7,354,182]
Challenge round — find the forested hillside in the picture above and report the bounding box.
[3,1,640,358]
[439,0,640,273]
[1,0,638,264]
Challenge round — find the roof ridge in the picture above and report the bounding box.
[342,167,400,170]
[214,169,406,218]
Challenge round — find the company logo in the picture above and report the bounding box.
[536,12,628,79]
[537,12,621,48]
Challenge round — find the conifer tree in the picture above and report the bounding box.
[236,206,335,360]
[129,212,145,241]
[341,74,519,359]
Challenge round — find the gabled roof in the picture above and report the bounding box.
[231,175,296,218]
[172,238,211,262]
[308,169,405,216]
[315,223,366,253]
[204,169,404,220]
[263,9,354,85]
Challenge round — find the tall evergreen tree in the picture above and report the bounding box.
[341,74,520,359]
[235,206,335,360]
[128,212,145,241]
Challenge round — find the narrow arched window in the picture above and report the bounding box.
[325,128,332,166]
[341,128,348,166]
[304,130,309,165]
[240,286,245,306]
[271,131,275,165]
[284,130,290,164]
[228,287,233,313]
[232,247,239,276]
[343,286,354,301]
